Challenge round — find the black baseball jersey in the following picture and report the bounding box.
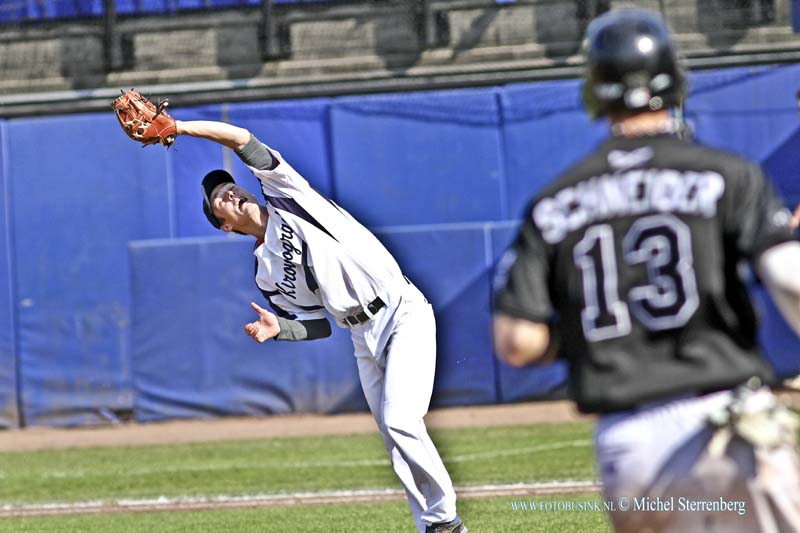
[494,133,796,413]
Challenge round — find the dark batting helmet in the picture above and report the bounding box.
[582,9,685,118]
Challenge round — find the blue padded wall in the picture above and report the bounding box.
[129,228,499,418]
[763,126,800,208]
[168,104,227,237]
[3,63,800,428]
[0,2,26,23]
[687,64,800,206]
[115,0,170,15]
[689,66,800,165]
[687,66,800,373]
[0,122,19,428]
[0,0,328,22]
[330,89,505,227]
[689,65,800,206]
[228,99,336,199]
[375,225,498,406]
[752,284,800,378]
[130,237,365,422]
[19,0,103,20]
[500,81,607,219]
[8,113,172,426]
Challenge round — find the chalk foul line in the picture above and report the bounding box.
[0,480,602,518]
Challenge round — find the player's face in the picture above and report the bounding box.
[211,183,259,232]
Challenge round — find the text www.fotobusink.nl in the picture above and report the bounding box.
[510,496,747,516]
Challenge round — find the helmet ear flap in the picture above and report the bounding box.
[581,76,602,120]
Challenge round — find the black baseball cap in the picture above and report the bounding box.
[201,169,235,229]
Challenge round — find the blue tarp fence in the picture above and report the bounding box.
[1,64,799,427]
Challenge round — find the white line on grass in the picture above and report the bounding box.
[285,438,592,467]
[0,480,602,517]
[445,439,591,463]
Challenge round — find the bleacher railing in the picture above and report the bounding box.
[0,0,789,93]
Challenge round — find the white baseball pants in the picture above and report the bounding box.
[353,287,457,532]
[595,389,800,533]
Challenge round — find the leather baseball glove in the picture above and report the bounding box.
[112,89,177,147]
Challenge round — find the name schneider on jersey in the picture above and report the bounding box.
[533,167,725,244]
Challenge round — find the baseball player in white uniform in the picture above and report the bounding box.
[173,118,466,533]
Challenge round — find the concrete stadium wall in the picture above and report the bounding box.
[0,64,799,427]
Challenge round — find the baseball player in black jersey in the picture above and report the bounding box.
[493,9,800,532]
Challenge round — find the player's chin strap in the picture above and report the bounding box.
[672,100,693,142]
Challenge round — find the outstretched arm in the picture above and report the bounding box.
[175,120,251,151]
[176,120,277,171]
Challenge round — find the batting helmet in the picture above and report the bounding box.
[582,9,685,118]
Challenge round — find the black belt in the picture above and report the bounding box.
[345,297,385,326]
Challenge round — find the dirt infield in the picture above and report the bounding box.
[3,391,799,453]
[0,401,589,452]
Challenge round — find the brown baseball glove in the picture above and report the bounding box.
[112,89,177,147]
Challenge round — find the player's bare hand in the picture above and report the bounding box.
[791,205,800,232]
[244,302,280,343]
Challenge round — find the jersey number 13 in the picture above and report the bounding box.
[573,214,699,341]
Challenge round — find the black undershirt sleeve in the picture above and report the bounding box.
[492,210,554,323]
[235,134,278,171]
[727,161,796,262]
[275,317,332,341]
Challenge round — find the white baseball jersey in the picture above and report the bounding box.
[241,140,459,531]
[246,143,408,358]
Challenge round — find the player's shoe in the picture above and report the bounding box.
[425,515,467,533]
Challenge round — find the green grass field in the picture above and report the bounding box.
[0,422,611,532]
[2,496,612,532]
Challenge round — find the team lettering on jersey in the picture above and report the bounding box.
[533,168,726,244]
[277,222,302,299]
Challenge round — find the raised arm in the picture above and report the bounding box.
[175,120,251,151]
[178,120,277,172]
